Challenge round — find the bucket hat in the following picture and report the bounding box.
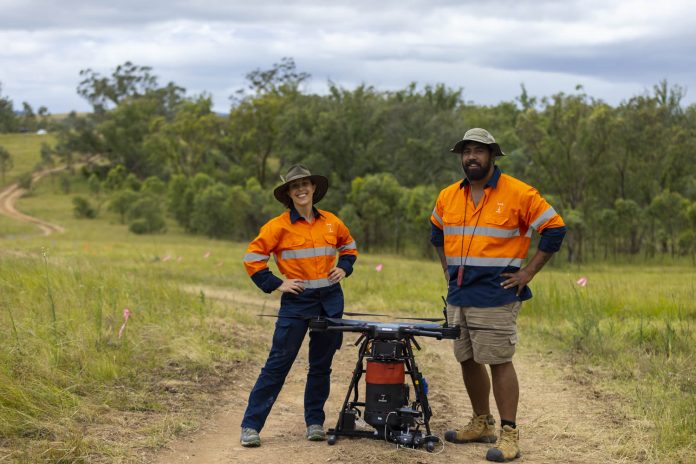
[273,164,329,206]
[450,128,506,156]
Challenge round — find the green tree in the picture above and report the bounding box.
[73,196,96,218]
[343,173,404,251]
[108,189,139,224]
[144,97,225,177]
[0,146,13,183]
[228,58,310,186]
[17,173,32,191]
[78,61,182,114]
[516,90,614,261]
[614,198,643,254]
[190,183,233,238]
[40,142,54,168]
[141,176,166,196]
[167,173,215,231]
[0,83,18,132]
[104,165,128,191]
[19,102,37,132]
[647,190,690,256]
[126,196,166,234]
[399,184,438,255]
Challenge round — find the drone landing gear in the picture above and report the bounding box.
[326,334,439,452]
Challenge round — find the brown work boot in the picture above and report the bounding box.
[485,425,520,462]
[444,413,497,443]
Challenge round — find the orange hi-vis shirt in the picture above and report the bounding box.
[244,208,358,292]
[431,167,565,306]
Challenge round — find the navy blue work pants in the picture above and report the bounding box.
[240,314,342,431]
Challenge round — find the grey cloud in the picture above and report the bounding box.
[2,0,696,112]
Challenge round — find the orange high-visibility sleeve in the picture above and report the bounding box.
[243,222,278,277]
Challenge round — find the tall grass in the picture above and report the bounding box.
[2,174,694,462]
[523,266,695,462]
[0,244,255,462]
[0,133,55,183]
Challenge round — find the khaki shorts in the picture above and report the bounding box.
[446,301,521,365]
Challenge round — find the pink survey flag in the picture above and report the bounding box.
[203,251,211,258]
[118,308,131,338]
[576,276,588,287]
[162,255,172,262]
[375,263,383,272]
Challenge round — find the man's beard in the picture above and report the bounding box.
[463,158,493,181]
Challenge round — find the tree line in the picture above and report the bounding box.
[2,59,695,262]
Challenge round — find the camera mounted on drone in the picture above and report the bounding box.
[306,303,460,452]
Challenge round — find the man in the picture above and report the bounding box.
[240,164,358,447]
[430,128,566,462]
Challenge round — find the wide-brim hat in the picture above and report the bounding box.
[449,128,506,156]
[273,164,329,206]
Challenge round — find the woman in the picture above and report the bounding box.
[240,164,358,447]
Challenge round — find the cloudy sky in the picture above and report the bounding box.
[1,0,695,113]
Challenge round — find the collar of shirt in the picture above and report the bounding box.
[289,206,323,224]
[460,165,502,190]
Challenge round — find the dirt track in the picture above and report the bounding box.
[0,176,650,462]
[0,167,66,235]
[155,287,650,464]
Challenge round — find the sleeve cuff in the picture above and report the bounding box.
[430,222,444,246]
[250,269,283,293]
[539,226,567,253]
[337,254,357,277]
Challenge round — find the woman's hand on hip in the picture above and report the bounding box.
[277,279,305,294]
[328,267,346,284]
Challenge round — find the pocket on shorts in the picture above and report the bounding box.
[472,330,516,362]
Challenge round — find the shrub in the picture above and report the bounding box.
[17,172,33,190]
[126,196,166,234]
[73,196,96,219]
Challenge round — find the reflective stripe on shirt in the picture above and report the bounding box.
[446,256,524,267]
[338,241,357,252]
[302,278,333,289]
[444,225,520,238]
[244,253,270,262]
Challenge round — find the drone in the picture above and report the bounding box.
[260,299,460,452]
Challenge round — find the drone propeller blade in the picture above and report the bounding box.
[397,316,445,322]
[257,314,315,320]
[344,312,444,322]
[344,311,391,317]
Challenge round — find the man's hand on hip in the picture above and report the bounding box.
[500,269,533,296]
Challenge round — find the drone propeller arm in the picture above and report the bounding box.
[325,325,369,333]
[402,328,444,340]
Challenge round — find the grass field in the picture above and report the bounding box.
[0,172,694,462]
[0,133,56,184]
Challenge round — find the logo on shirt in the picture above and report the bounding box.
[326,223,334,232]
[496,201,504,214]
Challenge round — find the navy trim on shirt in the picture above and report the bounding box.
[250,269,284,294]
[539,226,567,253]
[290,206,323,224]
[336,254,357,277]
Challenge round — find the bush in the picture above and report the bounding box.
[126,196,166,234]
[108,189,140,224]
[17,172,33,190]
[128,219,150,234]
[73,196,96,219]
[60,175,71,194]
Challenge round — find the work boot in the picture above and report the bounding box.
[444,413,497,443]
[306,424,326,441]
[240,427,261,447]
[485,425,520,462]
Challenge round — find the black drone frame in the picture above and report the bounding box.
[308,314,460,451]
